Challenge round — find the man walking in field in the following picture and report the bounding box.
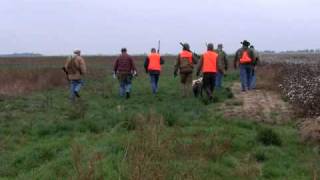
[234,40,255,92]
[250,45,260,89]
[174,43,198,97]
[215,44,229,90]
[197,43,221,100]
[63,49,87,102]
[144,48,164,95]
[113,48,137,99]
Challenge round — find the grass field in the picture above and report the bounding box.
[0,55,319,179]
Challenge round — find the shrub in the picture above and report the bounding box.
[257,128,282,146]
[255,150,267,162]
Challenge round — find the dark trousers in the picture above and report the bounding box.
[203,73,216,99]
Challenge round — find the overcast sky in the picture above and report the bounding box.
[0,0,319,55]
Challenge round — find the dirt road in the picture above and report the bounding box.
[222,83,292,124]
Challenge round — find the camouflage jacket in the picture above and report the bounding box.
[217,49,229,71]
[174,52,198,74]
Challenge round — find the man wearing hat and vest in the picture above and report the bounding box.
[234,40,255,92]
[63,49,87,102]
[144,48,164,94]
[174,43,198,97]
[216,44,229,90]
[197,43,221,100]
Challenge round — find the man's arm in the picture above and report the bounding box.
[223,51,229,71]
[217,54,224,74]
[130,56,137,73]
[113,58,119,73]
[144,57,149,73]
[196,56,204,76]
[255,52,260,66]
[192,55,198,65]
[79,57,87,75]
[64,57,71,70]
[249,49,255,61]
[234,50,239,69]
[160,56,164,65]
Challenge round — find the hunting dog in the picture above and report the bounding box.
[192,77,203,97]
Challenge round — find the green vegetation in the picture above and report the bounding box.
[0,57,319,179]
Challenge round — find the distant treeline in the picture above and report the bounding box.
[0,53,43,57]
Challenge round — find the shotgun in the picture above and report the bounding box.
[179,42,200,59]
[62,67,70,81]
[157,40,161,53]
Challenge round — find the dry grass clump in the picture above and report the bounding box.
[125,112,235,180]
[256,64,283,91]
[233,154,261,179]
[126,112,169,180]
[0,68,66,96]
[71,143,105,180]
[299,117,320,144]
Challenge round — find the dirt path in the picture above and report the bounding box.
[222,83,292,124]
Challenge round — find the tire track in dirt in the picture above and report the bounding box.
[222,83,292,124]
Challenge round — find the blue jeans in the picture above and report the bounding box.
[215,71,223,90]
[119,76,132,97]
[251,68,256,89]
[70,80,84,100]
[240,64,253,91]
[150,74,160,94]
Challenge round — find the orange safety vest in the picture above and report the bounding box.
[148,53,161,71]
[202,51,218,73]
[180,50,193,64]
[240,50,252,64]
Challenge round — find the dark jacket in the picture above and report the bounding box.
[234,47,255,68]
[113,53,136,74]
[144,56,164,74]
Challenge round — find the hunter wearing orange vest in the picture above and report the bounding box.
[174,43,198,97]
[234,40,255,92]
[144,48,164,94]
[197,43,221,100]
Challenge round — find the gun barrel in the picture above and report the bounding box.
[157,40,161,53]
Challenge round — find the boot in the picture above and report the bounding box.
[74,91,80,98]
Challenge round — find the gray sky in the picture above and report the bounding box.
[1,0,319,55]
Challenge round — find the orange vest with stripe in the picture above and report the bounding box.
[180,51,193,64]
[148,53,161,71]
[240,50,252,64]
[202,51,218,73]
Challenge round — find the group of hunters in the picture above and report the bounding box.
[63,40,260,102]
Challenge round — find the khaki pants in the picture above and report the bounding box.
[180,72,193,97]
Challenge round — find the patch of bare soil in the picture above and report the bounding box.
[222,83,292,124]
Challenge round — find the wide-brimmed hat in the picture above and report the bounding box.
[241,40,250,47]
